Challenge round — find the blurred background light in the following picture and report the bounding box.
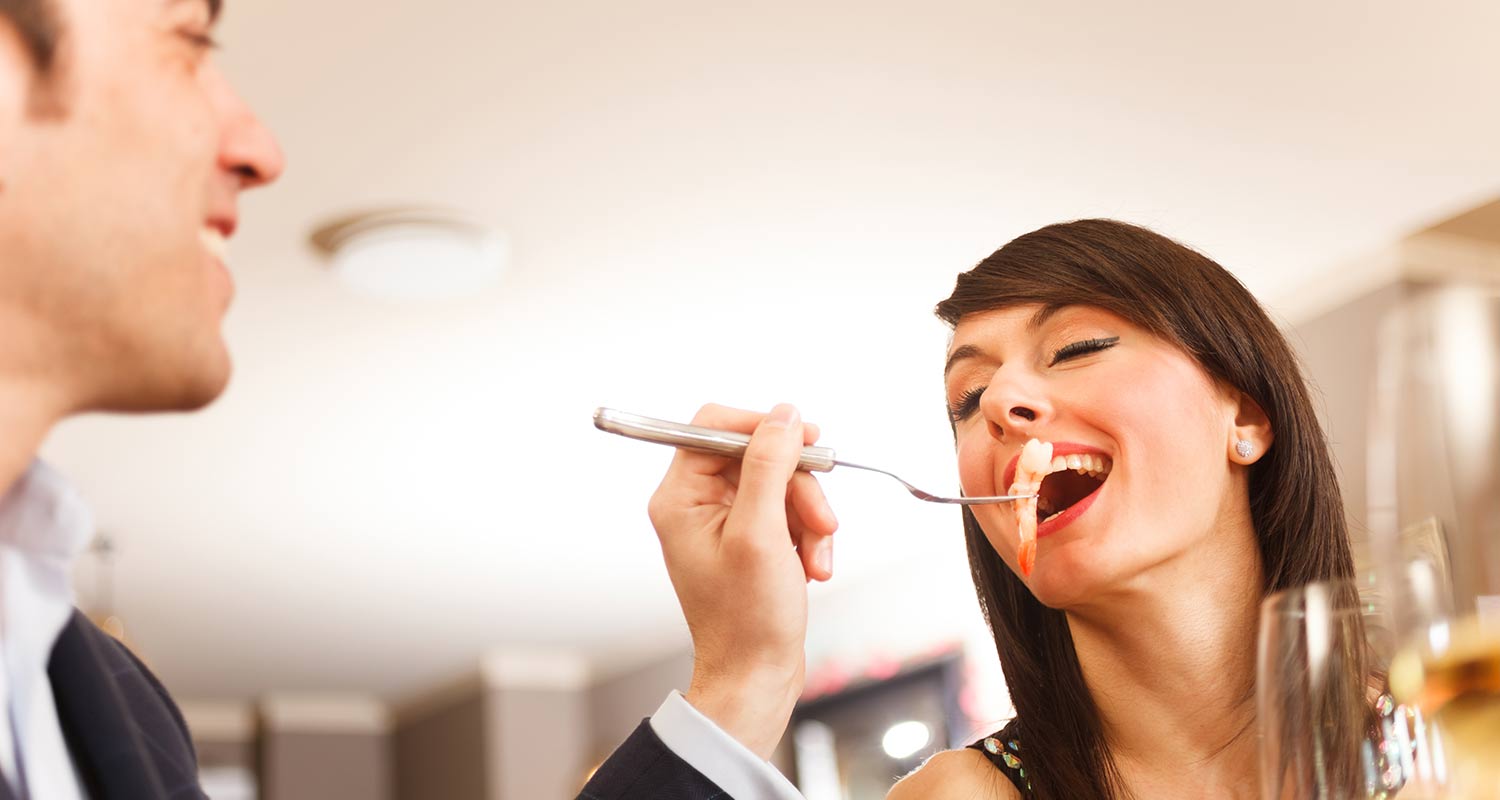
[881,720,932,760]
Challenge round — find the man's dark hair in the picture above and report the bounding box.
[0,0,61,71]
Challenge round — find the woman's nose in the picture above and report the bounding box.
[980,372,1049,440]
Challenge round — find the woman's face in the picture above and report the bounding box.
[944,304,1257,609]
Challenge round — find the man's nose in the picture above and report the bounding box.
[219,90,285,190]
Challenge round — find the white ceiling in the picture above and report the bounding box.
[42,0,1500,701]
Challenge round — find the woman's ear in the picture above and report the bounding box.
[1229,391,1273,465]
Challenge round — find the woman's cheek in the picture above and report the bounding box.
[954,432,1013,552]
[953,430,994,497]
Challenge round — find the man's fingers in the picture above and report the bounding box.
[789,501,835,582]
[684,403,821,442]
[789,516,834,582]
[789,472,836,582]
[802,422,821,446]
[723,403,803,543]
[666,404,819,479]
[788,471,836,580]
[788,471,837,537]
[690,403,768,433]
[650,403,823,557]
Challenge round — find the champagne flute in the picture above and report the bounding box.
[1368,287,1500,798]
[1257,580,1425,799]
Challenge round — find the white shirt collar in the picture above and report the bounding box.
[0,460,92,799]
[0,461,94,564]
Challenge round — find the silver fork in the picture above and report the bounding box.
[593,408,1035,506]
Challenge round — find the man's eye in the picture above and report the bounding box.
[1048,336,1120,367]
[180,30,220,50]
[948,387,985,423]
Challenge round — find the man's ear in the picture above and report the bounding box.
[1229,391,1273,465]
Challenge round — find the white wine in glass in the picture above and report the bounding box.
[1389,612,1500,798]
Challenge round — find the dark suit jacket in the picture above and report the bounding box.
[0,611,207,800]
[578,720,729,800]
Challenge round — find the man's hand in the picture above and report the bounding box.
[647,403,838,759]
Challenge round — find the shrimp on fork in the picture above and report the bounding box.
[1010,438,1053,577]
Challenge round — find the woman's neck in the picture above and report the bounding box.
[1065,513,1265,795]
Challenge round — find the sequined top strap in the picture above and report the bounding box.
[966,719,1031,796]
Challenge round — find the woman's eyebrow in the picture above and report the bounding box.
[945,307,1063,377]
[1026,305,1064,333]
[943,344,986,377]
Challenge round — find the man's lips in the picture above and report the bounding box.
[207,215,238,238]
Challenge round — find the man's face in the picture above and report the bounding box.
[0,0,283,412]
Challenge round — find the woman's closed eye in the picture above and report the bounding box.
[1048,336,1120,366]
[948,387,986,423]
[947,337,1121,423]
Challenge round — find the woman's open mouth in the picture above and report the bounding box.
[1029,448,1112,537]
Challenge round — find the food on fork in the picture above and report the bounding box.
[1008,439,1115,577]
[1010,438,1053,577]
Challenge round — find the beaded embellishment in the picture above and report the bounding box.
[1368,692,1421,798]
[980,736,1032,793]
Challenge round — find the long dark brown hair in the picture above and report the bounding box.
[935,219,1355,799]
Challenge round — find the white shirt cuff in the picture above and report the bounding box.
[649,691,805,800]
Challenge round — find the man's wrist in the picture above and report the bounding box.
[683,661,803,760]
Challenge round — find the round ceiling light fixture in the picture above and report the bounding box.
[310,208,508,300]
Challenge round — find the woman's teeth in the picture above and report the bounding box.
[201,227,229,262]
[1050,453,1110,478]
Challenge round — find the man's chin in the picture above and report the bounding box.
[95,348,233,413]
[174,368,231,411]
[172,352,233,411]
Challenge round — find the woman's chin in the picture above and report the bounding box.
[1022,545,1119,609]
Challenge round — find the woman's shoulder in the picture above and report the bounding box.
[887,748,1023,800]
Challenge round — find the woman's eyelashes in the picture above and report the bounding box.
[946,336,1121,422]
[1048,336,1120,367]
[948,387,985,423]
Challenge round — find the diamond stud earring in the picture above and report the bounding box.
[1235,439,1253,459]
